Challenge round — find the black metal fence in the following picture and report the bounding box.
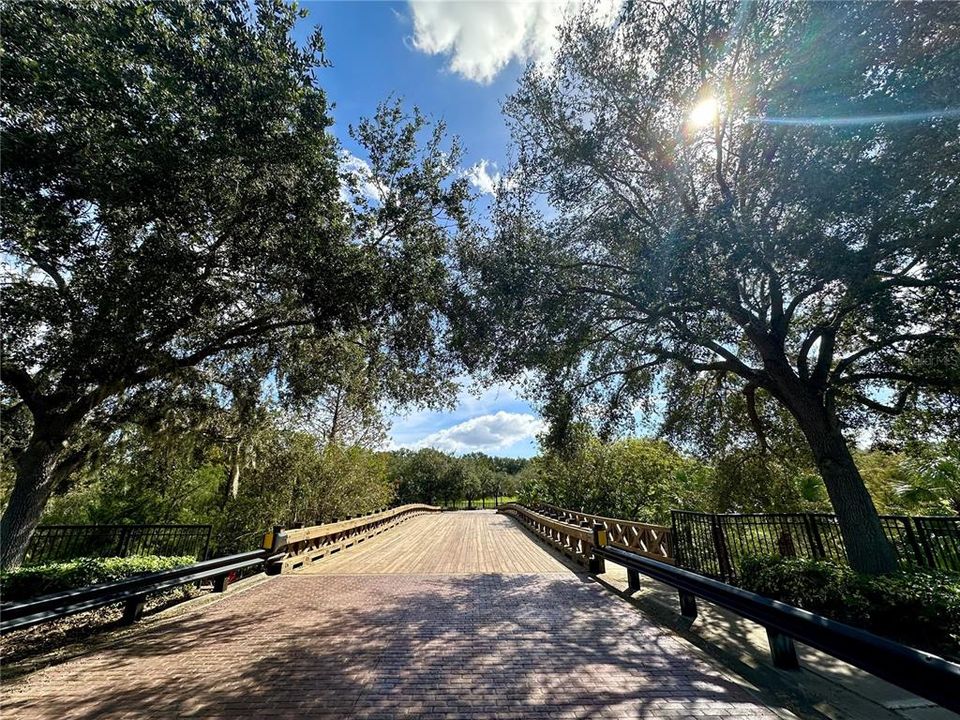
[23,524,212,565]
[672,511,960,581]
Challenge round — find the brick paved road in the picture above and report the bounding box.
[2,513,783,719]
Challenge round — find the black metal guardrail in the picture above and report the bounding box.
[24,524,213,565]
[0,549,272,634]
[593,539,960,713]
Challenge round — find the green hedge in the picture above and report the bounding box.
[738,556,960,660]
[1,555,195,603]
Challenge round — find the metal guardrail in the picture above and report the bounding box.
[594,542,960,713]
[0,550,271,634]
[501,503,960,712]
[1,506,436,634]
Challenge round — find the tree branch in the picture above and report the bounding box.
[831,332,952,381]
[850,388,913,416]
[744,382,770,452]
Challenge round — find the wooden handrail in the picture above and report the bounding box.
[265,503,440,574]
[499,503,596,567]
[537,502,673,563]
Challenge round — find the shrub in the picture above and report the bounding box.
[738,556,960,660]
[1,555,194,603]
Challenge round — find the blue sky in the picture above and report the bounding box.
[289,1,585,457]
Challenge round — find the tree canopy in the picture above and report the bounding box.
[456,1,960,573]
[0,0,468,568]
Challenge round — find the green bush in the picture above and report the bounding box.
[738,556,960,660]
[1,555,194,603]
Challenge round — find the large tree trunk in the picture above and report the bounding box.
[788,396,899,575]
[0,431,65,571]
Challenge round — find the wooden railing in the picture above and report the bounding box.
[536,502,673,563]
[502,501,959,713]
[264,503,441,574]
[498,503,597,568]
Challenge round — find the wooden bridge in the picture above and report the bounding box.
[2,509,782,719]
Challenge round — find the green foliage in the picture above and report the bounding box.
[390,449,454,505]
[515,428,960,521]
[739,556,960,659]
[523,435,712,524]
[244,444,381,543]
[710,452,826,514]
[0,0,469,569]
[854,450,916,514]
[40,422,226,527]
[1,555,194,602]
[900,441,960,515]
[218,434,395,543]
[456,0,960,574]
[388,449,528,507]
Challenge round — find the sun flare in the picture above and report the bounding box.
[688,96,719,128]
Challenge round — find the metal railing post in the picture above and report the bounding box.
[213,573,232,593]
[710,514,733,581]
[122,596,146,625]
[202,525,212,561]
[117,526,132,557]
[678,591,698,620]
[766,628,799,669]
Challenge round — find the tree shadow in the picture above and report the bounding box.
[591,564,912,719]
[3,569,789,719]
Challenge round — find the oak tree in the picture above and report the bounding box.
[1,1,468,568]
[458,1,960,573]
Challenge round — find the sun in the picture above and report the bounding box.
[688,96,719,129]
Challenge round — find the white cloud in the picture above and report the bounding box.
[463,159,501,195]
[464,159,522,196]
[408,0,622,84]
[411,411,545,453]
[339,150,384,205]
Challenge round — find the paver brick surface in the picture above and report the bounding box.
[2,513,781,719]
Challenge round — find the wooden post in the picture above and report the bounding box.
[122,596,146,625]
[766,628,800,669]
[627,568,641,593]
[590,523,606,573]
[678,591,698,620]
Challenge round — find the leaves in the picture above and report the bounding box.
[458,0,960,451]
[1,0,469,496]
